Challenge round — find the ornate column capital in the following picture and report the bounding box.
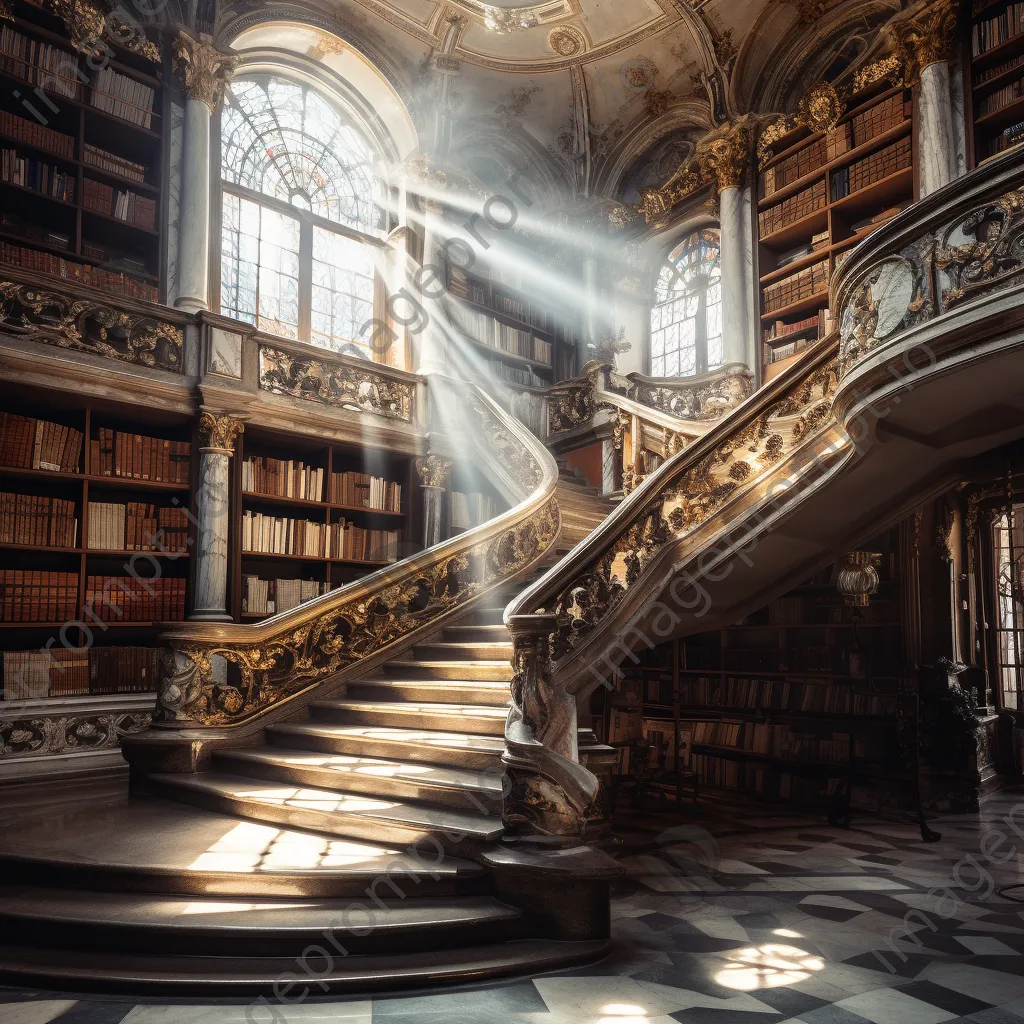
[892,0,958,85]
[415,454,453,489]
[198,412,245,455]
[173,32,239,112]
[696,116,757,193]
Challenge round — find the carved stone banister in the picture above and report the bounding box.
[124,378,560,772]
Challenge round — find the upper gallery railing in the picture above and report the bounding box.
[501,143,1024,838]
[144,376,559,748]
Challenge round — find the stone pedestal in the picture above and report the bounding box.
[416,455,452,548]
[190,413,243,622]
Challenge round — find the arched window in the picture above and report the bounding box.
[650,229,723,377]
[219,74,385,357]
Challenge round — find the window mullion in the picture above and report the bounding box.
[299,219,313,342]
[695,284,708,376]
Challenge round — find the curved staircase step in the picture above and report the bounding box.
[384,659,513,681]
[0,887,523,957]
[268,722,505,770]
[311,699,508,735]
[0,937,611,995]
[413,641,513,661]
[148,773,504,851]
[215,747,504,811]
[442,623,510,643]
[346,677,511,707]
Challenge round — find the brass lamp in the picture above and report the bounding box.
[833,551,882,608]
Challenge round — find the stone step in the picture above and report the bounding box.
[0,886,523,958]
[383,659,513,681]
[413,641,513,661]
[148,773,504,853]
[311,699,507,737]
[345,677,510,707]
[268,722,505,771]
[442,623,510,644]
[214,748,504,813]
[0,937,610,994]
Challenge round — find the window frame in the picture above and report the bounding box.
[211,75,394,361]
[649,229,723,379]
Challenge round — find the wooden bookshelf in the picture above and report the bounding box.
[757,81,916,380]
[0,384,194,702]
[232,429,417,621]
[967,0,1024,165]
[596,531,907,811]
[0,0,165,301]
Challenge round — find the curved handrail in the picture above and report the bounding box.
[151,377,561,730]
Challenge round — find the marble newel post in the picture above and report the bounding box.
[415,455,452,549]
[172,33,238,313]
[894,0,958,198]
[190,413,244,621]
[697,118,758,373]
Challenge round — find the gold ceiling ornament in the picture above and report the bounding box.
[832,551,882,607]
[173,32,239,112]
[198,412,244,454]
[548,24,586,57]
[306,31,346,60]
[696,116,758,193]
[415,454,454,489]
[798,81,844,134]
[637,163,704,225]
[851,53,904,93]
[45,0,160,63]
[891,0,958,86]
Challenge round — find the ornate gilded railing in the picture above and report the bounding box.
[130,378,559,767]
[499,143,1024,840]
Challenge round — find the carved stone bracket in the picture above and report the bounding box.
[0,280,183,372]
[891,0,958,85]
[45,0,160,62]
[1,709,150,760]
[173,32,239,111]
[198,412,244,455]
[259,345,415,422]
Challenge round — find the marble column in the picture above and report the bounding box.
[697,117,758,373]
[415,197,449,376]
[582,251,600,357]
[190,413,244,622]
[893,0,958,197]
[601,438,617,496]
[172,33,238,313]
[416,454,452,549]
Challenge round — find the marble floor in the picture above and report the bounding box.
[5,791,1024,1024]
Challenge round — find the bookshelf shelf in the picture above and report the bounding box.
[760,290,830,322]
[459,330,555,372]
[242,490,405,516]
[968,1,1024,163]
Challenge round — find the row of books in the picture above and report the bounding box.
[0,109,75,160]
[83,144,146,185]
[831,135,912,200]
[86,502,189,552]
[761,136,827,197]
[449,299,553,365]
[91,428,191,484]
[0,241,159,300]
[762,309,830,345]
[1,149,75,202]
[0,492,77,547]
[448,268,487,305]
[492,292,528,321]
[978,75,1024,117]
[241,511,400,562]
[90,67,155,129]
[329,471,402,511]
[772,230,830,272]
[759,180,826,237]
[0,26,82,101]
[242,576,330,616]
[85,574,185,621]
[981,117,1024,157]
[762,258,828,314]
[850,94,909,146]
[488,357,547,388]
[689,719,850,763]
[1,645,161,700]
[83,178,156,230]
[973,2,1024,55]
[451,491,495,530]
[243,457,324,502]
[0,568,78,622]
[0,413,84,473]
[676,675,897,716]
[976,51,1024,86]
[695,755,841,797]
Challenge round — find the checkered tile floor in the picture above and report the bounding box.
[5,793,1024,1024]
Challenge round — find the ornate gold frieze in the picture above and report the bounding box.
[891,0,958,86]
[259,345,415,423]
[416,454,453,489]
[45,0,160,63]
[198,412,244,454]
[798,82,844,134]
[0,280,183,372]
[638,164,704,226]
[851,54,904,94]
[1,708,150,760]
[696,117,757,193]
[630,369,752,421]
[173,32,238,112]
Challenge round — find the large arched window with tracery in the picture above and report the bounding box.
[219,74,385,357]
[650,229,723,377]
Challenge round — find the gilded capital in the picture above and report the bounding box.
[416,454,453,489]
[199,412,245,454]
[696,117,756,193]
[173,32,239,112]
[892,0,958,85]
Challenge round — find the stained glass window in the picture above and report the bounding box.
[219,73,389,359]
[650,229,723,378]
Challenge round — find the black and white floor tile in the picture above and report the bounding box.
[5,793,1024,1024]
